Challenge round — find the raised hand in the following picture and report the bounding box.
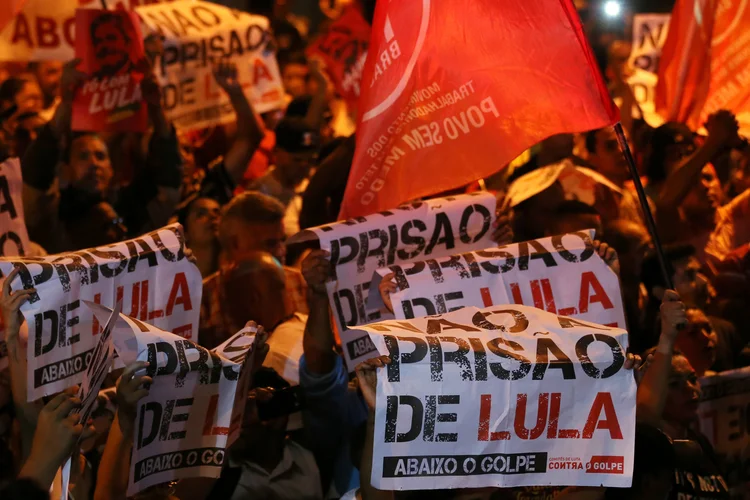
[301,249,332,296]
[491,194,514,245]
[593,240,620,275]
[355,355,391,411]
[115,361,152,433]
[378,273,396,314]
[660,290,687,344]
[61,58,87,102]
[706,110,742,149]
[212,59,241,95]
[1,267,35,361]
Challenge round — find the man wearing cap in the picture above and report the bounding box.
[248,117,321,237]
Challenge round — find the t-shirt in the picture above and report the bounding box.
[670,430,730,500]
[691,189,750,277]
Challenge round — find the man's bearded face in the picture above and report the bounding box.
[92,22,130,75]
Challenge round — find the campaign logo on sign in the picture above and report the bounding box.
[585,456,624,474]
[362,0,431,122]
[548,457,584,470]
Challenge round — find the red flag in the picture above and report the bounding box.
[657,0,750,134]
[71,8,148,133]
[339,0,619,219]
[306,5,370,111]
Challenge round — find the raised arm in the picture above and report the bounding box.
[636,290,685,426]
[657,111,741,214]
[300,249,337,375]
[1,267,41,460]
[213,60,264,185]
[94,361,152,500]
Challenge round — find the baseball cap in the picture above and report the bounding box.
[275,117,320,154]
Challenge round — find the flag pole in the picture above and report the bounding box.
[613,122,674,290]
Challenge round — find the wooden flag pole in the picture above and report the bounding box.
[614,122,675,290]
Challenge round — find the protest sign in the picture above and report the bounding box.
[61,300,122,500]
[0,157,33,370]
[0,157,31,257]
[698,367,750,499]
[306,5,370,110]
[355,304,635,490]
[72,9,148,133]
[339,0,619,219]
[107,308,256,497]
[0,0,176,61]
[0,223,202,401]
[625,14,670,128]
[288,192,498,369]
[368,230,626,360]
[136,0,285,132]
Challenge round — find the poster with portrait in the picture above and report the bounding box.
[72,8,148,133]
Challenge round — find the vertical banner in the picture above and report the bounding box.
[306,5,370,110]
[136,0,285,132]
[355,305,635,490]
[72,9,148,133]
[287,192,498,369]
[626,14,670,127]
[698,367,750,499]
[339,0,619,219]
[0,224,203,401]
[109,312,257,497]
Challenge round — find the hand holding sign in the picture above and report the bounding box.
[1,266,34,354]
[593,240,620,276]
[61,58,87,102]
[491,194,514,246]
[301,249,332,296]
[378,273,396,314]
[212,59,242,96]
[116,361,152,434]
[355,355,391,411]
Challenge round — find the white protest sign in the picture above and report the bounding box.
[363,231,626,370]
[61,300,122,500]
[698,367,750,498]
[626,14,671,127]
[108,311,257,497]
[355,304,635,490]
[0,223,202,401]
[0,157,32,370]
[288,192,498,369]
[136,0,285,131]
[0,0,179,61]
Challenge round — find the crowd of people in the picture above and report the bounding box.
[0,2,748,500]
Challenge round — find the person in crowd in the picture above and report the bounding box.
[27,61,63,122]
[201,193,308,346]
[0,75,43,117]
[543,200,603,237]
[175,195,221,277]
[248,117,321,237]
[278,51,310,100]
[20,58,182,252]
[637,292,731,500]
[215,252,307,385]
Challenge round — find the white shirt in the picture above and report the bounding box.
[231,439,323,500]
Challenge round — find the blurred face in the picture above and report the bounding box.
[730,150,750,194]
[67,135,112,195]
[591,128,629,184]
[682,165,723,219]
[676,309,718,376]
[15,79,43,114]
[550,214,603,238]
[514,182,566,240]
[663,139,696,177]
[186,198,220,246]
[33,61,63,103]
[663,355,701,424]
[672,256,711,308]
[92,21,130,74]
[282,62,309,98]
[275,148,316,187]
[224,219,287,264]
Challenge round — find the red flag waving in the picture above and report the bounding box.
[657,0,750,134]
[339,0,619,219]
